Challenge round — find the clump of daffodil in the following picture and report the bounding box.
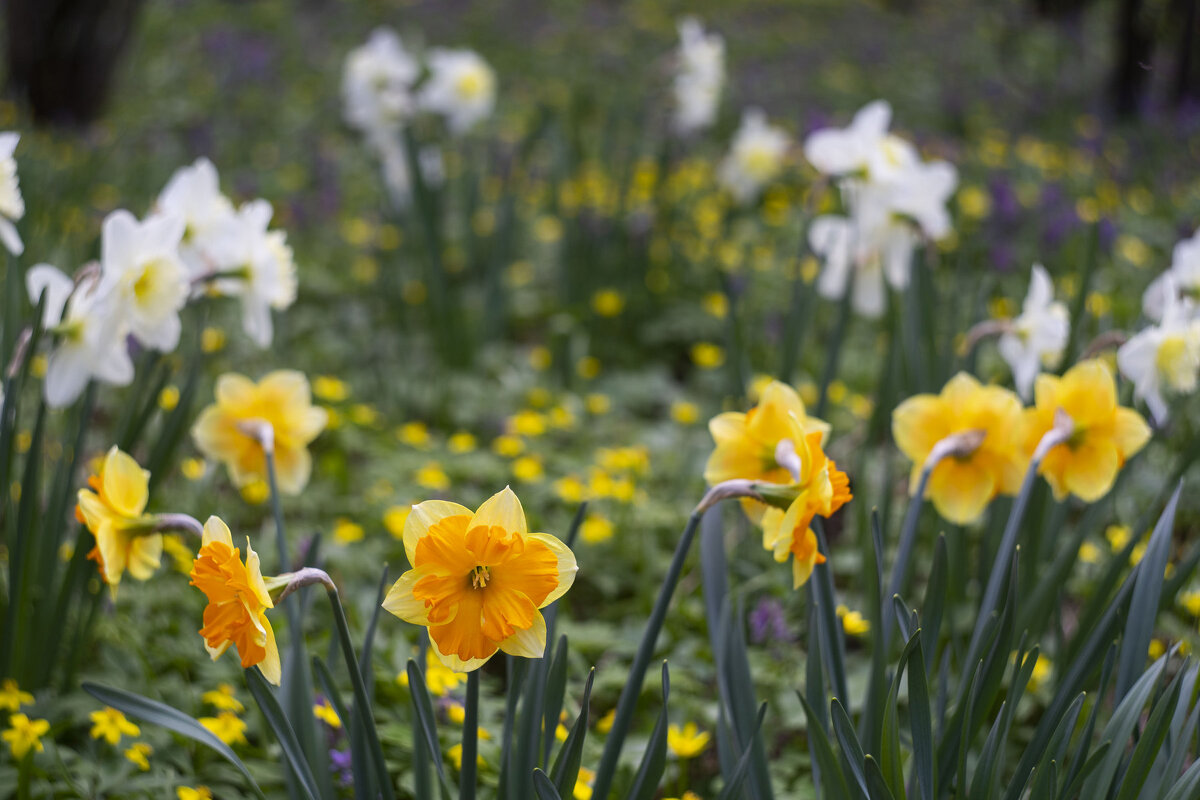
[383,487,577,672]
[704,380,831,524]
[892,373,1027,525]
[192,370,328,495]
[189,516,281,685]
[75,446,162,590]
[1022,359,1151,501]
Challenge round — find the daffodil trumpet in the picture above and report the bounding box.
[883,427,987,647]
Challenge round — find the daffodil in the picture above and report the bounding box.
[155,157,235,277]
[803,100,895,178]
[1117,277,1200,426]
[1142,227,1200,322]
[997,264,1069,400]
[419,49,497,135]
[383,487,577,672]
[191,370,328,495]
[667,722,711,758]
[0,132,25,255]
[893,373,1026,525]
[1022,360,1151,501]
[704,380,830,523]
[3,713,49,759]
[98,209,189,352]
[342,28,419,148]
[672,17,724,136]
[75,446,162,589]
[89,707,140,745]
[189,516,281,685]
[718,109,790,204]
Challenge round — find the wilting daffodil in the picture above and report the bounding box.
[1022,359,1151,502]
[893,373,1026,525]
[704,380,831,524]
[383,487,577,672]
[192,370,328,495]
[189,516,281,685]
[76,446,162,590]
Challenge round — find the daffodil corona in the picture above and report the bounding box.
[383,487,577,672]
[76,446,162,589]
[189,516,281,685]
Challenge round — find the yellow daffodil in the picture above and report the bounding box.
[667,722,711,758]
[125,742,152,770]
[892,373,1026,525]
[1022,360,1151,501]
[192,371,328,495]
[89,707,140,745]
[705,380,831,523]
[0,679,33,711]
[202,683,244,712]
[313,699,341,728]
[189,516,281,685]
[75,446,162,589]
[177,787,213,800]
[4,713,50,759]
[383,487,578,672]
[199,711,248,745]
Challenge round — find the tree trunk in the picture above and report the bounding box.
[1111,0,1155,118]
[1175,0,1200,107]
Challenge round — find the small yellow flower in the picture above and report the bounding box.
[416,462,451,491]
[592,289,625,317]
[201,326,226,353]
[334,517,365,544]
[703,291,728,319]
[189,517,281,685]
[670,400,700,425]
[159,385,180,411]
[596,709,615,733]
[200,711,248,746]
[313,376,350,402]
[0,679,33,712]
[667,722,711,759]
[575,766,597,800]
[512,456,544,482]
[492,435,525,458]
[836,605,870,636]
[191,371,328,495]
[1106,524,1132,551]
[447,702,467,724]
[893,373,1026,525]
[1078,542,1102,564]
[585,393,611,415]
[384,505,412,539]
[89,707,140,745]
[1179,589,1200,617]
[1149,639,1166,659]
[447,742,486,771]
[554,476,587,503]
[1022,360,1151,501]
[350,404,378,427]
[449,431,477,453]
[75,446,162,590]
[181,458,207,481]
[202,683,244,712]
[576,356,601,380]
[691,342,725,369]
[4,713,50,759]
[1026,655,1052,692]
[313,699,341,729]
[530,346,552,371]
[398,421,432,448]
[162,534,194,574]
[125,742,152,771]
[580,514,614,544]
[382,488,578,672]
[510,410,547,437]
[177,787,213,800]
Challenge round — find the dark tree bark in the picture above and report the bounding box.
[5,0,145,127]
[1112,0,1156,117]
[1175,0,1200,106]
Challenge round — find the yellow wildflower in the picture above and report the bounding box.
[312,376,350,402]
[75,446,162,590]
[512,456,544,482]
[575,766,597,800]
[1022,360,1150,501]
[592,289,625,317]
[202,683,244,712]
[181,457,206,481]
[199,711,247,746]
[383,488,578,672]
[4,714,50,759]
[384,505,412,539]
[893,373,1026,525]
[449,431,477,453]
[554,476,587,503]
[313,699,341,728]
[1106,524,1132,551]
[581,514,614,544]
[596,709,615,733]
[0,679,34,711]
[125,742,152,770]
[577,356,601,379]
[89,707,140,745]
[492,435,525,458]
[333,517,365,544]
[159,385,180,411]
[398,421,432,448]
[1179,589,1200,617]
[189,517,281,685]
[671,400,700,425]
[836,605,870,636]
[177,788,213,800]
[192,371,328,495]
[667,722,711,758]
[510,410,547,437]
[1078,542,1102,564]
[585,393,611,415]
[691,342,725,369]
[447,742,486,770]
[416,462,451,491]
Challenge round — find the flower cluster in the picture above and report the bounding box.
[805,100,959,317]
[671,17,724,136]
[24,158,295,407]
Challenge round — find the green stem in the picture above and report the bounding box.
[590,512,701,800]
[461,670,479,800]
[17,752,31,800]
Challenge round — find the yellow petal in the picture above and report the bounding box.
[202,516,234,548]
[927,458,996,525]
[272,443,311,496]
[746,382,806,446]
[382,568,431,624]
[429,635,494,674]
[1062,437,1119,502]
[525,533,577,607]
[126,534,163,581]
[792,552,816,590]
[1112,407,1151,460]
[244,537,273,609]
[498,610,547,658]
[403,500,474,567]
[1058,360,1116,426]
[95,522,129,585]
[76,489,112,532]
[469,486,528,537]
[892,394,952,464]
[707,411,747,446]
[101,447,149,519]
[258,618,281,685]
[214,372,255,409]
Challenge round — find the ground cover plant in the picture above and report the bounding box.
[2,0,1200,798]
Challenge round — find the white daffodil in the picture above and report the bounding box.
[718,109,790,205]
[26,264,133,408]
[206,200,297,348]
[1119,277,1200,426]
[0,132,25,256]
[343,28,420,149]
[99,209,189,353]
[419,48,496,136]
[882,158,958,239]
[1142,228,1200,323]
[156,158,235,277]
[803,100,894,178]
[672,17,724,136]
[997,264,1069,399]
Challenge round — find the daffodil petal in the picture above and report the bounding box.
[403,500,473,567]
[498,610,547,658]
[469,486,527,537]
[525,533,577,607]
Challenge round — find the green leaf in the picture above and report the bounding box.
[407,658,448,783]
[532,769,564,800]
[626,662,670,800]
[863,756,897,800]
[1080,654,1168,797]
[920,536,948,671]
[460,671,480,800]
[812,520,848,703]
[360,565,391,686]
[550,668,593,799]
[1114,661,1188,800]
[715,703,769,800]
[82,682,265,798]
[830,699,869,799]
[542,635,569,766]
[1115,482,1182,700]
[312,658,375,800]
[797,690,851,800]
[244,667,322,800]
[1163,756,1200,800]
[907,637,935,800]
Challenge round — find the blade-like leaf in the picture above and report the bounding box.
[626,662,670,800]
[715,703,768,800]
[245,667,321,800]
[532,769,564,800]
[550,668,594,798]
